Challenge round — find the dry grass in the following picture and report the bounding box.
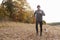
[0,21,60,40]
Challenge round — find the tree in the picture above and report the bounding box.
[12,0,33,22]
[2,0,14,18]
[1,0,46,24]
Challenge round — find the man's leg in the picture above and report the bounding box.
[36,21,38,35]
[40,21,42,36]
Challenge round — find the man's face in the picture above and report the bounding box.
[37,7,40,10]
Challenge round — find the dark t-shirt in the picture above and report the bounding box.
[34,10,45,22]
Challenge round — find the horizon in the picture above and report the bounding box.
[0,0,60,23]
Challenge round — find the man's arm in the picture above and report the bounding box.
[42,11,45,16]
[34,11,36,17]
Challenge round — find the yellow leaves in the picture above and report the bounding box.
[1,0,46,24]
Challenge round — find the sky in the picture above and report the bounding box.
[0,0,2,3]
[27,0,60,23]
[0,0,60,23]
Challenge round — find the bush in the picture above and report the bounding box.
[42,20,46,25]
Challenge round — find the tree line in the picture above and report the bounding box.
[0,0,46,24]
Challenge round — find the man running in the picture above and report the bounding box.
[34,5,45,36]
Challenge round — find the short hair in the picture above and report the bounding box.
[37,5,40,8]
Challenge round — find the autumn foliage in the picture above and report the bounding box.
[0,0,46,24]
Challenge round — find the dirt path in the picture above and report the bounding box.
[0,22,60,40]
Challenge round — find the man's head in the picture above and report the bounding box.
[37,5,40,10]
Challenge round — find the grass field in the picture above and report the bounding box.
[0,21,60,40]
